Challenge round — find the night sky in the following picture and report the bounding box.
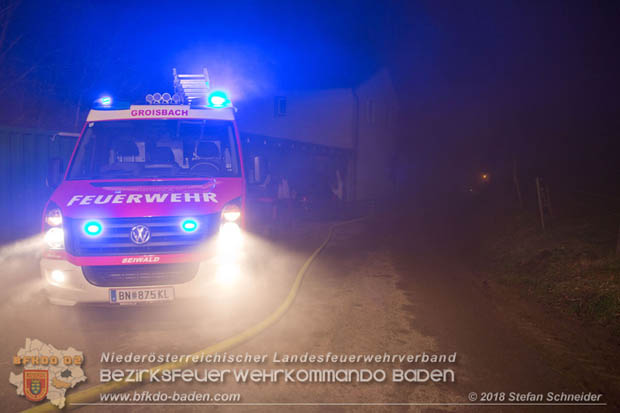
[1,0,619,189]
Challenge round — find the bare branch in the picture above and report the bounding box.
[0,1,16,48]
[0,0,20,58]
[0,32,21,62]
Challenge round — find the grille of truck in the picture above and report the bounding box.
[82,263,199,287]
[64,215,219,256]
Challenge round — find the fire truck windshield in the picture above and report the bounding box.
[67,119,241,180]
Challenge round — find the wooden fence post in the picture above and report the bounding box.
[545,182,554,219]
[536,177,545,232]
[513,158,523,209]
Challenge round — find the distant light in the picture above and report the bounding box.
[181,218,199,233]
[207,91,230,108]
[84,221,103,236]
[50,270,65,284]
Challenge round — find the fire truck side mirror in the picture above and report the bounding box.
[47,157,64,188]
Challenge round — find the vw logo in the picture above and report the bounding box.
[130,225,151,245]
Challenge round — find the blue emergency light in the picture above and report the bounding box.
[83,220,103,236]
[207,91,230,108]
[181,218,199,233]
[93,95,114,108]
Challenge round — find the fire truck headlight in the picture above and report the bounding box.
[221,204,241,222]
[220,222,241,239]
[44,228,65,250]
[45,208,63,227]
[83,221,103,236]
[50,270,66,284]
[218,222,242,252]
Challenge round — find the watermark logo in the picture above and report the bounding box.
[9,338,86,409]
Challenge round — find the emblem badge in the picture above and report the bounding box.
[23,370,48,402]
[130,225,151,244]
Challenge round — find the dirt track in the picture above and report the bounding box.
[0,209,618,412]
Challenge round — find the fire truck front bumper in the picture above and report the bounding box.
[40,256,244,306]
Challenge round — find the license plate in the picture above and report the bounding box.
[109,287,174,304]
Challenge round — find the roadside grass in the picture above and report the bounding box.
[483,206,620,336]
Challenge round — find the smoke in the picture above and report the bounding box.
[0,234,43,265]
[0,235,46,315]
[172,44,278,103]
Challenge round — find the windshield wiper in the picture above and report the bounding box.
[76,172,138,180]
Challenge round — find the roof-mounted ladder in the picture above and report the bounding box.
[173,67,210,104]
